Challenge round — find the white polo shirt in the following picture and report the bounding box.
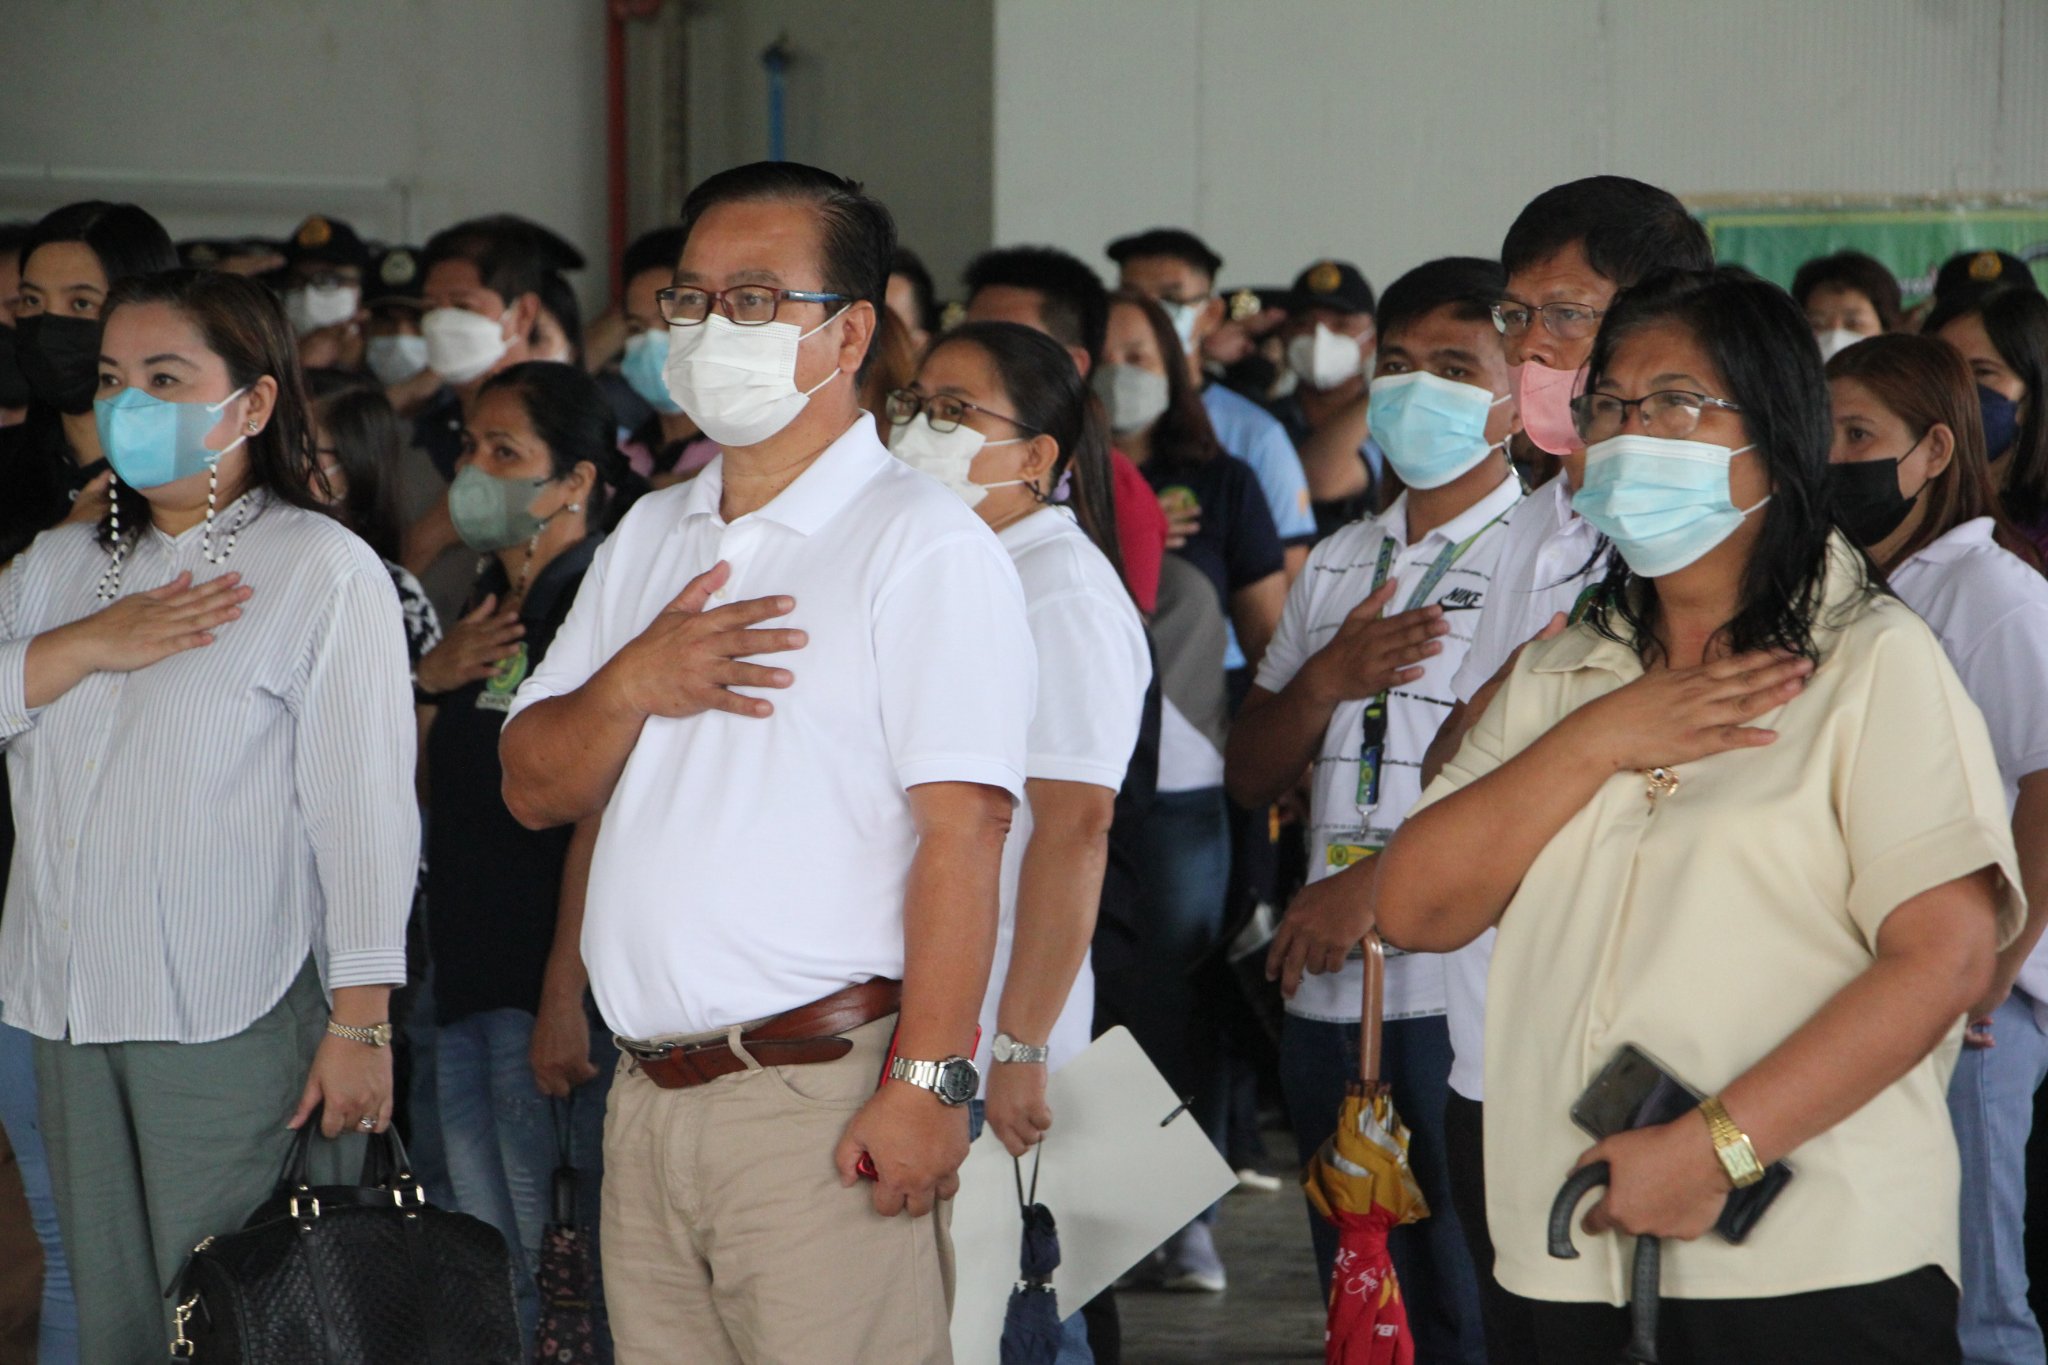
[1255,477,1521,1024]
[511,415,1036,1039]
[1442,475,1603,1099]
[974,508,1152,1085]
[1889,517,2048,1025]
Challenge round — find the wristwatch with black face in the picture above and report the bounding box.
[991,1032,1050,1065]
[888,1054,979,1107]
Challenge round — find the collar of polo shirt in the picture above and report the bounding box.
[676,415,889,536]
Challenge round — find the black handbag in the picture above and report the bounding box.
[168,1115,521,1363]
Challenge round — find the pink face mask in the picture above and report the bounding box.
[1511,359,1585,457]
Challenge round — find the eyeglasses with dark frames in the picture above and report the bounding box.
[655,284,851,327]
[883,388,1042,436]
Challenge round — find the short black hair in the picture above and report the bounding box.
[1791,251,1903,331]
[963,245,1110,362]
[890,246,939,334]
[1583,266,1852,665]
[0,220,37,270]
[1106,228,1223,281]
[1501,177,1712,288]
[421,216,554,308]
[679,161,895,378]
[622,226,688,289]
[534,271,583,365]
[21,201,178,289]
[1374,256,1507,342]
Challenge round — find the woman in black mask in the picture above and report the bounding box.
[1,201,177,563]
[1827,331,2048,1365]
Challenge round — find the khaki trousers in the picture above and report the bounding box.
[601,1013,955,1364]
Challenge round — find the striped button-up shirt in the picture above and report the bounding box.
[0,493,416,1044]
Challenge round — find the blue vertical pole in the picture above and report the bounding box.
[761,36,791,161]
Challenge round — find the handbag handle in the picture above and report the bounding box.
[274,1106,420,1201]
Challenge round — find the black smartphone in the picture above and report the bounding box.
[1570,1043,1793,1245]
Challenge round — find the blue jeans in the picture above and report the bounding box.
[1950,992,2048,1365]
[1280,1012,1486,1365]
[0,1017,77,1364]
[968,1099,1095,1365]
[439,1004,617,1362]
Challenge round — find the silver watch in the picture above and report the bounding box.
[991,1032,1049,1065]
[887,1054,979,1106]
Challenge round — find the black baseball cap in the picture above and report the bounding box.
[1106,227,1224,279]
[284,215,371,271]
[1289,259,1376,315]
[1933,249,2040,303]
[364,245,425,310]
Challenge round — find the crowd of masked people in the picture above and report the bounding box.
[0,164,2043,1365]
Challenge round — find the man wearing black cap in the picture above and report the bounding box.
[1110,228,1319,591]
[1271,259,1383,535]
[363,245,432,398]
[282,214,371,372]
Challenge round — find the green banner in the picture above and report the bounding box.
[1698,199,2048,304]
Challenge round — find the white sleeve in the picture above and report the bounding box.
[1451,592,1517,704]
[1252,543,1325,696]
[873,533,1036,797]
[1955,601,2048,784]
[1025,591,1151,789]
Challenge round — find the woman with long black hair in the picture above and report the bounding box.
[888,320,1149,1365]
[0,268,416,1361]
[1927,285,2048,563]
[1377,268,2020,1364]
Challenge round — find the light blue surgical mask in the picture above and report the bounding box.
[95,385,250,490]
[620,329,683,414]
[1572,433,1767,578]
[1366,371,1510,490]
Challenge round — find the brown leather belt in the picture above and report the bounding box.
[617,978,902,1091]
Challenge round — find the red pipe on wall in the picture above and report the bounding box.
[605,0,630,300]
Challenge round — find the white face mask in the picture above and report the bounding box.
[365,334,430,387]
[1092,363,1171,435]
[1815,327,1865,364]
[285,283,360,337]
[1287,323,1365,389]
[1160,298,1206,351]
[421,306,511,385]
[661,309,847,448]
[887,413,1026,509]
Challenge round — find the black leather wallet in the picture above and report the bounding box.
[1570,1043,1793,1245]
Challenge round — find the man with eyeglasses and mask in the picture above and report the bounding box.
[500,161,1035,1365]
[1417,175,1713,1365]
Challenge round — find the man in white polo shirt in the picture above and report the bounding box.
[1414,178,1713,1365]
[1226,257,1522,1365]
[500,161,1035,1365]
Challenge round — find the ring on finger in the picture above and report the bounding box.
[358,1116,377,1131]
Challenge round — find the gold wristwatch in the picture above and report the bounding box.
[1699,1095,1763,1188]
[326,1019,394,1048]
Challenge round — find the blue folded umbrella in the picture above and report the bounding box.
[1000,1151,1063,1365]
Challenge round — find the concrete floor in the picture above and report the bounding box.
[1116,1176,1330,1364]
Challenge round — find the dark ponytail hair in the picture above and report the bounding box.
[931,321,1128,593]
[476,361,644,530]
[98,268,323,547]
[1581,265,1865,665]
[312,383,407,561]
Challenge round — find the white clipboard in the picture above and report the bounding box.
[948,1027,1239,1365]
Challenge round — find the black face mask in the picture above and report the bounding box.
[1827,450,1921,547]
[0,325,31,409]
[14,313,104,414]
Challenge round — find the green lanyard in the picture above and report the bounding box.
[1355,512,1507,819]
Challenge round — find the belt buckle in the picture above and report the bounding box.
[616,1035,677,1063]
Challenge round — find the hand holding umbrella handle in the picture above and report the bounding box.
[1547,1162,1662,1364]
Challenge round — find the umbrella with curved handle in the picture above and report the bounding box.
[1547,1162,1661,1364]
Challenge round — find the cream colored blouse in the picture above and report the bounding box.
[1419,537,2024,1304]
